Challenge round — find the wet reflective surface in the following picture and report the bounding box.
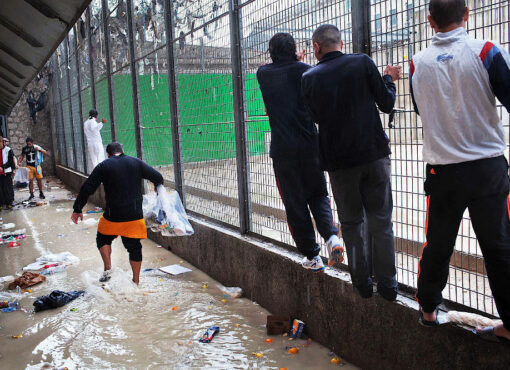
[0,192,357,369]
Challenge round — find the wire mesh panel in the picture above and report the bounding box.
[69,30,85,173]
[48,0,510,317]
[175,10,239,227]
[138,49,174,173]
[239,0,353,251]
[370,0,510,316]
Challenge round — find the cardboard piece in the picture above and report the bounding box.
[159,264,192,276]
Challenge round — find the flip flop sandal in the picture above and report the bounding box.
[419,307,440,327]
[473,327,510,343]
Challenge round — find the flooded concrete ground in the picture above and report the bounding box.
[0,184,357,369]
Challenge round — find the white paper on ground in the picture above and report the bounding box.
[159,264,192,275]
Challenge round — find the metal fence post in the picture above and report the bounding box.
[101,0,117,142]
[229,0,252,234]
[64,36,78,169]
[351,0,371,55]
[55,65,68,167]
[163,0,185,205]
[126,0,144,160]
[73,24,87,173]
[86,6,97,109]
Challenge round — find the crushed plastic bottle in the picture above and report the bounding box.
[1,301,20,312]
[40,264,67,275]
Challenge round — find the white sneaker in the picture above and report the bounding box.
[327,235,344,267]
[302,256,325,272]
[99,269,112,283]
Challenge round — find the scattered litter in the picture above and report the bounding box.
[2,223,15,229]
[34,290,85,312]
[331,357,342,365]
[236,324,241,328]
[1,229,27,244]
[219,286,242,298]
[171,306,179,311]
[143,268,155,272]
[159,264,192,276]
[8,272,46,290]
[252,352,264,358]
[1,301,20,313]
[143,186,194,236]
[70,308,78,312]
[287,347,299,354]
[157,245,163,248]
[0,275,15,283]
[57,234,66,238]
[40,264,67,275]
[448,310,502,328]
[7,242,21,248]
[267,315,291,335]
[12,334,22,339]
[290,319,305,339]
[22,289,32,294]
[87,207,103,214]
[82,218,99,226]
[199,326,219,343]
[201,282,208,289]
[221,299,227,304]
[179,260,184,263]
[265,338,273,343]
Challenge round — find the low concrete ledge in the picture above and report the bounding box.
[56,164,510,369]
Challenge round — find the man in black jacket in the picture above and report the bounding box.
[257,33,342,273]
[302,25,402,300]
[0,136,15,209]
[71,142,163,284]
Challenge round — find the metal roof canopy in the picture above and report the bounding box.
[0,0,92,116]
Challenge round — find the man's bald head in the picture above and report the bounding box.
[312,24,343,61]
[312,25,342,48]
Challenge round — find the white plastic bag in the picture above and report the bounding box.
[13,167,29,184]
[143,185,194,236]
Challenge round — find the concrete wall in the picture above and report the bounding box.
[6,66,55,176]
[56,165,510,370]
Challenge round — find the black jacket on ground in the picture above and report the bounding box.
[73,154,163,222]
[256,58,319,160]
[302,51,396,170]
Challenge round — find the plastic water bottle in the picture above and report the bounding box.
[0,301,19,309]
[41,264,67,275]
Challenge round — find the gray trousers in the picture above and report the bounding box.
[329,157,397,295]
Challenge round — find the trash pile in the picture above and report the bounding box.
[143,185,194,236]
[1,228,27,247]
[23,252,80,275]
[12,200,49,210]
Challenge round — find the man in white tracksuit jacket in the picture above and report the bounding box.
[84,109,106,169]
[410,0,510,342]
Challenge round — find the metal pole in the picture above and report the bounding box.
[64,36,78,169]
[163,0,185,205]
[74,24,88,174]
[86,6,97,109]
[126,0,144,160]
[229,0,251,234]
[56,65,69,167]
[351,0,371,55]
[48,55,59,173]
[101,0,117,142]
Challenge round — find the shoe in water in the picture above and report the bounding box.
[302,256,325,272]
[327,235,344,267]
[99,270,112,283]
[28,193,35,201]
[39,192,46,199]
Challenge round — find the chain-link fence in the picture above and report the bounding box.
[49,0,510,317]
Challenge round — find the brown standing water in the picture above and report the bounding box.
[0,188,357,369]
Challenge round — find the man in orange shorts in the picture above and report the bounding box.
[71,142,163,284]
[19,137,47,200]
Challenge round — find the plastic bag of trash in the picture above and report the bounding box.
[36,252,80,265]
[33,290,85,312]
[13,167,29,186]
[219,286,243,298]
[143,185,193,236]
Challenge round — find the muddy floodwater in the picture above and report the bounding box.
[0,193,357,369]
